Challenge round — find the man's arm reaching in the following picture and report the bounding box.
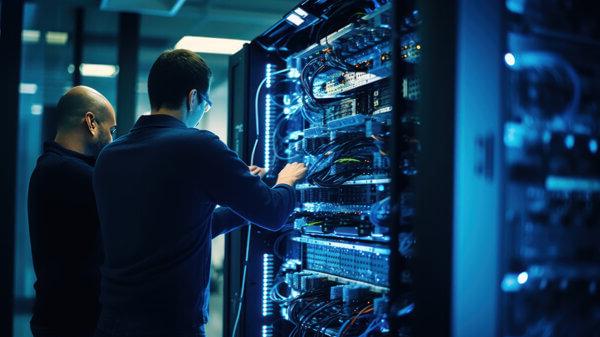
[211,165,267,238]
[198,133,306,231]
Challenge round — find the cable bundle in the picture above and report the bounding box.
[300,52,356,111]
[306,135,379,187]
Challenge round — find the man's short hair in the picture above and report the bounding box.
[147,49,212,111]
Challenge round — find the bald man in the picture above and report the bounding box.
[27,86,116,337]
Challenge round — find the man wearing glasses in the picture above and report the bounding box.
[93,49,306,337]
[28,86,117,337]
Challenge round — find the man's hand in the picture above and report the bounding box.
[275,162,307,186]
[249,165,267,178]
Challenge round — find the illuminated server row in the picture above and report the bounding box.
[414,1,600,336]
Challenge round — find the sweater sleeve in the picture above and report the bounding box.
[211,207,248,238]
[198,132,296,231]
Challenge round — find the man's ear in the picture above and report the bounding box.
[84,112,97,134]
[187,89,197,112]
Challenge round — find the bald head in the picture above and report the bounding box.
[56,86,113,132]
[54,86,117,156]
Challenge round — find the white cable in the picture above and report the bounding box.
[232,68,292,337]
[250,68,292,166]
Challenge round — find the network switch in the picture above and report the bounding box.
[301,239,390,287]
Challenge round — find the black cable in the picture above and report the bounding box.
[290,297,325,337]
[295,297,334,337]
[318,313,344,337]
[272,229,297,260]
[298,299,343,336]
[300,54,351,109]
[306,136,379,187]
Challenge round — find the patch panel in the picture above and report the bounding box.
[303,239,390,287]
[319,80,394,123]
[298,202,372,214]
[324,98,359,121]
[298,183,389,205]
[313,65,391,98]
[294,212,373,237]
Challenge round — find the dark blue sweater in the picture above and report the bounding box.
[28,141,102,336]
[93,114,295,334]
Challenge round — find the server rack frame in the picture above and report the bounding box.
[224,1,408,336]
[225,42,288,337]
[415,1,504,337]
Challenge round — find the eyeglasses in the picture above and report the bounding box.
[198,92,212,113]
[110,126,117,136]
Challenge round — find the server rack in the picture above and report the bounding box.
[500,1,600,336]
[415,1,600,337]
[224,1,600,336]
[225,0,413,336]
